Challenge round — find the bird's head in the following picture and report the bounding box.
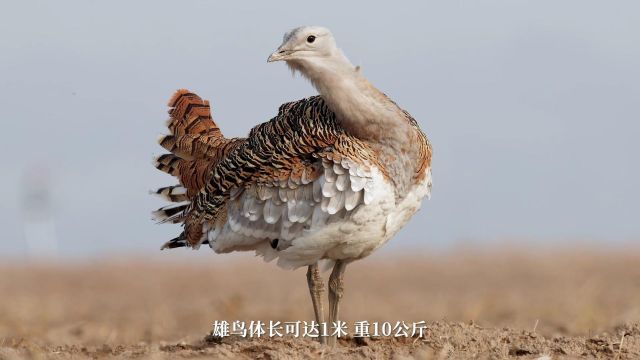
[267,26,337,64]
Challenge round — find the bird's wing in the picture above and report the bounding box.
[154,91,383,249]
[210,136,382,255]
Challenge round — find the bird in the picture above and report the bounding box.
[152,26,432,346]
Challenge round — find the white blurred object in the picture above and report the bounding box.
[22,166,58,259]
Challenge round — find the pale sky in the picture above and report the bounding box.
[1,0,638,258]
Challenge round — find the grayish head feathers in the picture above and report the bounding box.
[268,26,338,64]
[267,26,359,94]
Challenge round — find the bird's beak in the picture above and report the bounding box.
[267,48,292,63]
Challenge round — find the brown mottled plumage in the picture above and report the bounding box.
[153,90,431,248]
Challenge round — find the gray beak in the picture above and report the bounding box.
[267,48,291,63]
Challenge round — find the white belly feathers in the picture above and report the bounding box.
[206,157,431,269]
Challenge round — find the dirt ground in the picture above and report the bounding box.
[1,247,639,359]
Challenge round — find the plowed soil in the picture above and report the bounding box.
[1,248,639,359]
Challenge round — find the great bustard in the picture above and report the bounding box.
[153,26,432,346]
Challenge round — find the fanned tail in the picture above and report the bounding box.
[158,89,232,160]
[152,89,232,249]
[152,185,188,202]
[151,203,189,224]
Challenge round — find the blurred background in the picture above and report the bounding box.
[1,0,639,259]
[1,1,640,354]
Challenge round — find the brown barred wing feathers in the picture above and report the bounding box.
[183,96,343,247]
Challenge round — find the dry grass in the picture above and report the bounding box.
[1,247,639,359]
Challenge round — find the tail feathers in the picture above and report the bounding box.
[167,89,223,137]
[158,133,235,161]
[152,185,188,202]
[160,232,188,250]
[160,89,237,162]
[153,89,234,251]
[154,154,182,176]
[157,135,192,160]
[160,231,210,250]
[154,153,213,197]
[152,203,189,224]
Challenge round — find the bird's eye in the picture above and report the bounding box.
[307,35,316,43]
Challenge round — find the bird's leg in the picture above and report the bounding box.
[306,263,326,345]
[327,260,347,347]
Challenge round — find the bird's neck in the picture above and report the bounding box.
[295,54,411,142]
[292,54,422,196]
